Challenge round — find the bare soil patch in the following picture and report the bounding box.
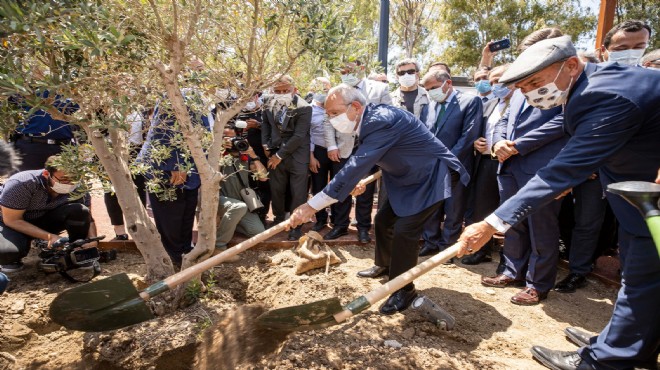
[1,244,618,369]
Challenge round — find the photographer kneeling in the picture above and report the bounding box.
[0,155,97,273]
[215,126,268,254]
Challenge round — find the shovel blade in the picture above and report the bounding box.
[50,273,154,332]
[257,297,343,331]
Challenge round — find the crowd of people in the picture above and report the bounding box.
[0,18,658,370]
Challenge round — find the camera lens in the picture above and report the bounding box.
[232,138,250,152]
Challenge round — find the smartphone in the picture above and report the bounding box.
[489,38,511,52]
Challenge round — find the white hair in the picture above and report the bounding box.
[327,83,367,105]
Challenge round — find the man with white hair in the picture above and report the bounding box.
[287,84,469,315]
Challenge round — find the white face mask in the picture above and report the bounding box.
[607,49,645,66]
[398,73,417,88]
[50,178,77,194]
[244,101,257,111]
[522,61,573,110]
[341,73,361,87]
[427,81,448,103]
[313,93,327,104]
[272,93,292,107]
[329,107,358,134]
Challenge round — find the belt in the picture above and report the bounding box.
[482,154,498,161]
[15,135,72,145]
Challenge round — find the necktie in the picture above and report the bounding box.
[433,103,446,133]
[482,96,488,103]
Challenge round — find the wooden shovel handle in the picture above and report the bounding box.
[333,242,462,323]
[359,170,382,186]
[139,221,290,300]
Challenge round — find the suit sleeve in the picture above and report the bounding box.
[494,92,643,226]
[276,106,311,160]
[450,98,483,164]
[380,88,394,105]
[492,104,510,146]
[514,111,566,156]
[261,109,272,149]
[323,116,339,151]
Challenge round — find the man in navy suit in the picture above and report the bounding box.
[288,84,469,315]
[458,36,660,370]
[418,70,483,258]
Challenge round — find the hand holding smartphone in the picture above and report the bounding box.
[489,38,511,52]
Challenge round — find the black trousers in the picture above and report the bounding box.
[332,161,377,230]
[464,155,500,252]
[374,199,444,290]
[269,157,308,224]
[149,188,198,265]
[13,140,67,171]
[0,203,91,264]
[310,146,336,224]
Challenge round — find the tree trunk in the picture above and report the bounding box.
[84,125,176,282]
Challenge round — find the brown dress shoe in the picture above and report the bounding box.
[481,274,525,288]
[511,287,548,306]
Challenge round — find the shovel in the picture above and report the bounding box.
[49,221,290,332]
[607,181,660,257]
[257,242,462,331]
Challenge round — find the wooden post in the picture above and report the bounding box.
[595,0,617,49]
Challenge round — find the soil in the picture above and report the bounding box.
[0,241,620,370]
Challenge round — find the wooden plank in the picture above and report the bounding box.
[595,0,617,49]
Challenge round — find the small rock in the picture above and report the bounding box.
[401,327,415,340]
[298,275,309,281]
[485,289,496,295]
[9,300,25,314]
[257,254,271,264]
[384,339,403,349]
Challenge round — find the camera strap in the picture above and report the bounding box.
[58,261,101,283]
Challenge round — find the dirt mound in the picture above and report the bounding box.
[1,244,620,369]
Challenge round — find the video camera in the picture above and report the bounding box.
[37,236,105,283]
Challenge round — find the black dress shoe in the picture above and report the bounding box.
[379,287,418,315]
[531,346,594,370]
[357,229,372,243]
[287,227,302,241]
[461,249,493,265]
[419,244,439,257]
[311,221,328,232]
[554,273,587,293]
[564,327,592,347]
[357,265,388,278]
[323,227,348,240]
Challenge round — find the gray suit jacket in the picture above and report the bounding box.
[325,79,393,158]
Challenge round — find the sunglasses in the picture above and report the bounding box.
[396,69,417,76]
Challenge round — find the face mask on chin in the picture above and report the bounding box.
[522,61,573,110]
[340,73,361,87]
[329,105,358,134]
[607,48,645,65]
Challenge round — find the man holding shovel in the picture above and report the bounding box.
[287,84,469,315]
[457,36,660,370]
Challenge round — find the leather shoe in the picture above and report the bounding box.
[418,244,439,257]
[461,249,492,265]
[564,327,592,348]
[287,227,302,241]
[379,287,417,315]
[481,274,525,288]
[323,227,348,240]
[554,273,587,293]
[357,229,372,243]
[357,265,388,278]
[510,287,548,306]
[311,220,327,232]
[530,346,594,370]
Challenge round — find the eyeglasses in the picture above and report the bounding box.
[396,69,417,76]
[51,174,73,184]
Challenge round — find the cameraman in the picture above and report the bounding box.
[215,127,268,252]
[0,155,97,273]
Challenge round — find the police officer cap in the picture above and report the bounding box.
[500,35,577,85]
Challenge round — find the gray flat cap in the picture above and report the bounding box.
[500,35,577,85]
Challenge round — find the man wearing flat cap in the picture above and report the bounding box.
[457,35,660,369]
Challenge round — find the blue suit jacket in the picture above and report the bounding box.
[495,63,660,237]
[493,90,567,175]
[324,104,469,217]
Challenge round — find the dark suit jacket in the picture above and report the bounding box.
[428,91,483,173]
[471,98,500,176]
[495,62,660,237]
[324,104,469,217]
[261,95,312,165]
[493,90,567,176]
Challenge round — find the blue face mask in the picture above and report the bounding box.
[475,80,492,94]
[492,83,512,99]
